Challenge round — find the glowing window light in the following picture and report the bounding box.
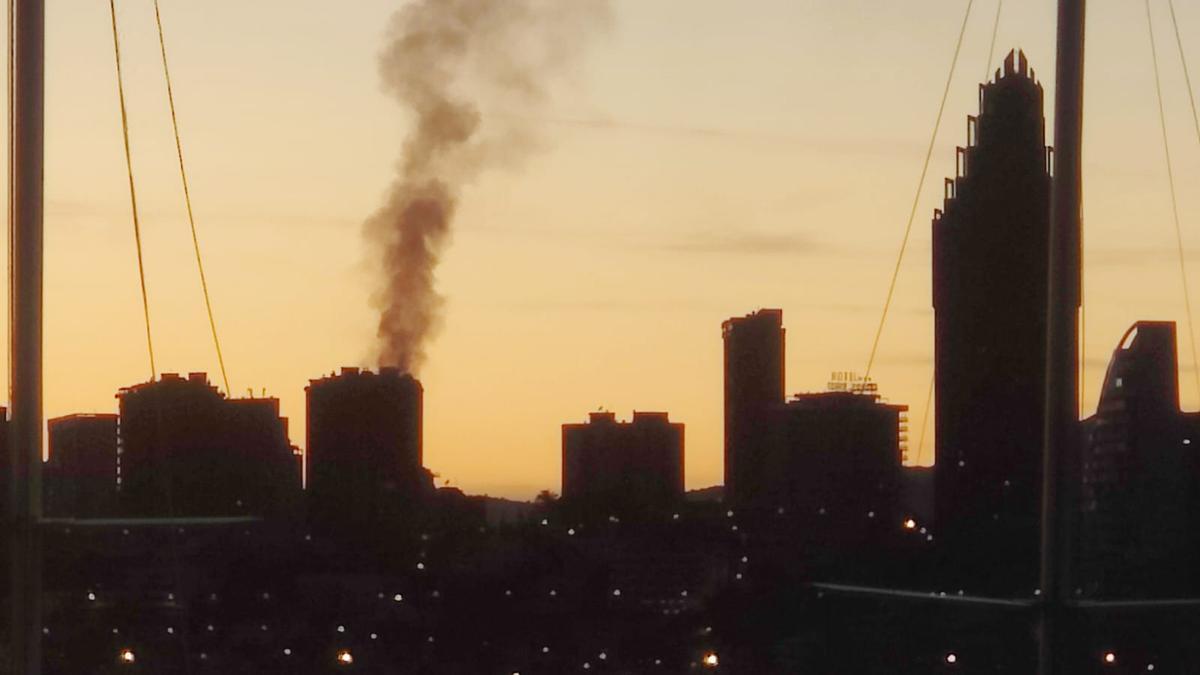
[336,649,354,666]
[118,649,136,665]
[703,652,720,668]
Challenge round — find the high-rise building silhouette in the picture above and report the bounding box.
[1079,322,1200,597]
[765,391,907,527]
[117,373,297,517]
[932,50,1054,590]
[723,309,784,507]
[305,367,430,529]
[45,414,117,518]
[562,411,684,512]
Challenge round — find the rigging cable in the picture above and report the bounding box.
[985,0,1003,82]
[1168,0,1200,147]
[7,0,13,392]
[1147,0,1200,402]
[863,0,974,386]
[108,0,157,380]
[1166,0,1200,406]
[153,0,231,395]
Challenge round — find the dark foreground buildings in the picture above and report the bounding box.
[1079,321,1200,597]
[306,367,431,529]
[45,413,118,518]
[933,50,1053,591]
[722,308,908,539]
[562,410,684,513]
[117,372,299,517]
[722,309,784,508]
[766,391,907,529]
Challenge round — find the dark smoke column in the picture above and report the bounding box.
[366,0,611,372]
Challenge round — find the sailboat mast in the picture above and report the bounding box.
[7,0,45,673]
[1039,0,1085,673]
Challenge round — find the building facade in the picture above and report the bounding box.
[45,414,118,518]
[932,50,1055,591]
[117,373,297,517]
[722,309,784,507]
[765,392,907,524]
[305,367,429,529]
[562,411,684,512]
[1079,322,1200,597]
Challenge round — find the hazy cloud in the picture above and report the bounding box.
[1087,247,1200,267]
[660,231,824,256]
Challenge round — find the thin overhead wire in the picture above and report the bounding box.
[1167,0,1200,147]
[1147,0,1200,403]
[109,0,157,380]
[985,0,1003,81]
[153,0,231,395]
[863,0,975,385]
[7,0,14,394]
[915,370,935,465]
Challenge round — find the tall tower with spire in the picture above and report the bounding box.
[933,50,1055,592]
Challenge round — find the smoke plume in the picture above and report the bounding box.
[366,0,611,372]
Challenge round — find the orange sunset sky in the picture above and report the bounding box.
[6,1,1200,498]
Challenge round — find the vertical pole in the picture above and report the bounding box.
[7,0,44,673]
[1040,1,1085,674]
